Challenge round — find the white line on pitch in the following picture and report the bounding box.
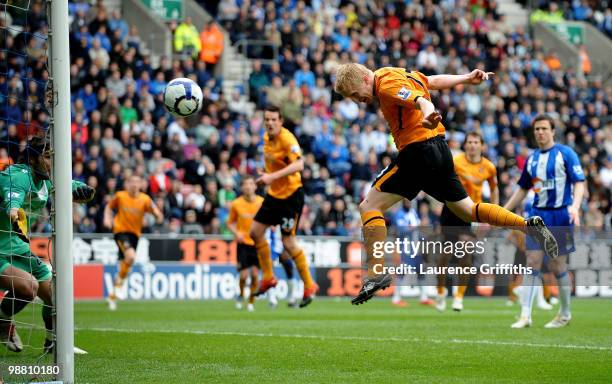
[80,327,612,352]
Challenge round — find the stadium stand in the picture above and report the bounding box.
[1,0,609,238]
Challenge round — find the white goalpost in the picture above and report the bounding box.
[49,0,74,381]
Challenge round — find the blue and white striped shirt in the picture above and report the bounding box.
[518,144,585,209]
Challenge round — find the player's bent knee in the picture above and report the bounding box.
[37,282,52,303]
[281,236,297,252]
[16,280,39,301]
[358,200,369,215]
[446,198,474,222]
[359,199,383,215]
[549,257,568,275]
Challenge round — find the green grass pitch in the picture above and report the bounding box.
[4,298,612,383]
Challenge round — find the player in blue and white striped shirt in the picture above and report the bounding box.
[504,115,586,328]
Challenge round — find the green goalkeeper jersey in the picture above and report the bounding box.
[0,164,85,255]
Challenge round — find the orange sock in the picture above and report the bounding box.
[542,283,551,300]
[118,261,132,280]
[437,286,446,295]
[455,285,467,299]
[361,210,387,278]
[290,248,314,289]
[472,203,526,228]
[508,281,517,301]
[113,261,132,288]
[255,242,274,280]
[110,261,132,300]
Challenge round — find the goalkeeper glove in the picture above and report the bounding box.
[72,185,95,203]
[12,208,29,243]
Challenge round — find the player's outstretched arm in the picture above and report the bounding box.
[71,180,96,203]
[256,158,304,186]
[503,188,528,213]
[427,70,494,90]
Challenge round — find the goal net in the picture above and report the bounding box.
[0,0,72,382]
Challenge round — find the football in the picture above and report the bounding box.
[163,78,203,117]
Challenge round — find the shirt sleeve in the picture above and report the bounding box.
[517,160,533,190]
[145,195,155,213]
[284,133,302,162]
[108,194,119,210]
[3,181,27,211]
[227,202,238,224]
[563,147,586,182]
[377,77,426,107]
[408,71,430,88]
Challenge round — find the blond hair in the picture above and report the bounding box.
[334,63,370,96]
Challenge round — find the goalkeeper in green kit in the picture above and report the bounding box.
[0,136,95,353]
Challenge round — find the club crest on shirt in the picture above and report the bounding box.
[532,177,554,193]
[397,87,411,100]
[6,191,20,199]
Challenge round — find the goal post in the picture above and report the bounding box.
[49,0,74,381]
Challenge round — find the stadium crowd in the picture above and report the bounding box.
[523,0,612,36]
[1,0,610,238]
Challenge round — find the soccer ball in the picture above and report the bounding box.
[163,78,203,117]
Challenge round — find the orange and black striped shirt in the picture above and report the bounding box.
[373,67,446,151]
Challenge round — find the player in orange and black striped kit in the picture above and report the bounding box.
[333,64,559,305]
[250,106,318,308]
[104,174,164,310]
[435,132,499,312]
[227,177,263,312]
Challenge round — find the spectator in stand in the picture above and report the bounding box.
[248,60,269,105]
[578,45,592,75]
[327,134,351,178]
[174,17,201,58]
[199,20,224,73]
[108,9,128,40]
[182,209,204,234]
[294,61,315,91]
[88,38,109,70]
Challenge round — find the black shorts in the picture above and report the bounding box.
[440,205,474,242]
[114,232,139,260]
[237,244,259,271]
[373,136,467,203]
[254,188,304,235]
